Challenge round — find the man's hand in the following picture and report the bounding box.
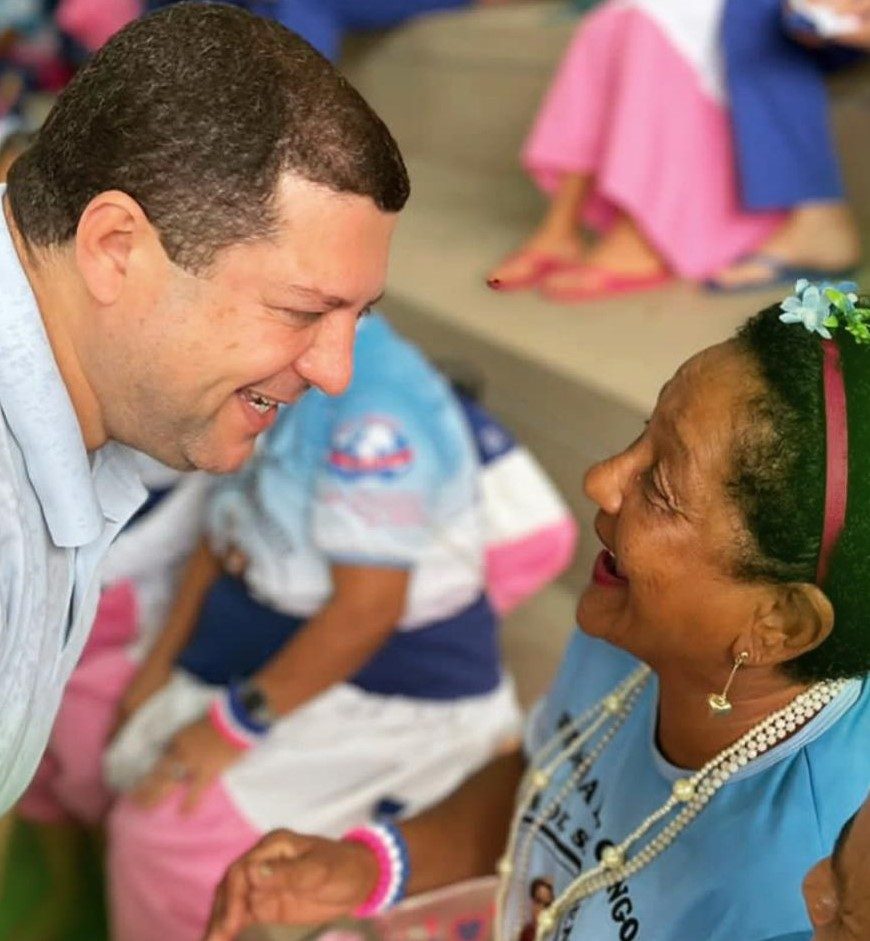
[204,829,379,941]
[131,715,246,813]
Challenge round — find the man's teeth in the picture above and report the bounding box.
[244,390,277,414]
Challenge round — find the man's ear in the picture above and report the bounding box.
[74,190,153,305]
[737,582,834,668]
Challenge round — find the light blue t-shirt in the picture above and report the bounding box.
[519,631,869,941]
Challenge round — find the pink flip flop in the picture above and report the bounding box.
[486,251,578,292]
[539,264,672,303]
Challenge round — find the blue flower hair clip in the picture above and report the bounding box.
[779,279,870,344]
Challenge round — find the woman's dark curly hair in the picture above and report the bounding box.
[731,303,870,681]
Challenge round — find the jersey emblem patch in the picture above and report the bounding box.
[327,415,415,479]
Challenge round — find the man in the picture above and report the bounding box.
[0,1,408,814]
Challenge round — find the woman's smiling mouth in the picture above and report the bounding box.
[592,548,629,588]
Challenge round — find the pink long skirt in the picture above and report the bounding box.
[522,2,784,279]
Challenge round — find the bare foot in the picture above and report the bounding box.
[711,202,861,290]
[486,230,586,290]
[539,215,666,294]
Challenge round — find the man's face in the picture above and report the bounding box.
[803,793,870,940]
[98,175,397,473]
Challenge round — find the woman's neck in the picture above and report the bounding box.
[654,665,813,770]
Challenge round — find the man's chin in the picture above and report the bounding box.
[185,436,257,475]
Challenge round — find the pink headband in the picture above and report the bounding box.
[817,340,849,585]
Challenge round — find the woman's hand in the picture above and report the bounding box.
[110,656,174,740]
[131,715,246,813]
[204,829,379,941]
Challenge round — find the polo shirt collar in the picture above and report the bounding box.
[0,188,145,547]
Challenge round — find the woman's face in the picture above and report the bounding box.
[578,341,767,674]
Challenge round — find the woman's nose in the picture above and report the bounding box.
[583,455,627,516]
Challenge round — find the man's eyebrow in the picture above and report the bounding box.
[280,284,385,310]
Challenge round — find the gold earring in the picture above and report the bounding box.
[707,652,749,715]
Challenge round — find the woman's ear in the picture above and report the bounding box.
[739,582,834,667]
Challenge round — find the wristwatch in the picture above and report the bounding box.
[233,679,278,730]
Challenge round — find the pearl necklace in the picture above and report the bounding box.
[495,672,847,941]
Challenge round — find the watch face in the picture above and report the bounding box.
[240,684,271,724]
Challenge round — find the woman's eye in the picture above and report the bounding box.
[641,469,668,511]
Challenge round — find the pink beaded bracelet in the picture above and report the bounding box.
[343,823,408,917]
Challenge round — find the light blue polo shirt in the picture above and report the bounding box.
[0,190,146,812]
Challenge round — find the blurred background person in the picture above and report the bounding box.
[485,0,785,301]
[710,0,870,290]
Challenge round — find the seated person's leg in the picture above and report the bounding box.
[712,0,861,288]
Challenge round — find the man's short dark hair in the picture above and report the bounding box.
[7,2,409,271]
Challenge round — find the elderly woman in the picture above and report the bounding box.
[204,285,870,941]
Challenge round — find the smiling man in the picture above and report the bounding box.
[0,1,408,813]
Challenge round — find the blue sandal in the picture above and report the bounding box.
[704,253,859,294]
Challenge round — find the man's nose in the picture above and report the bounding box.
[296,310,357,397]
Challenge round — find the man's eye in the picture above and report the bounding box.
[274,308,323,326]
